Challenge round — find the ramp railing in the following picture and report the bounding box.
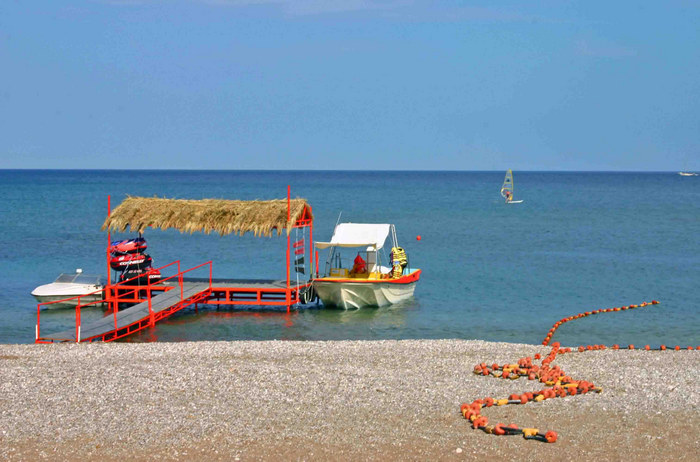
[36,260,213,343]
[35,286,107,343]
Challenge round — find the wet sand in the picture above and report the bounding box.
[0,340,698,461]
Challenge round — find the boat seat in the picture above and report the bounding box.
[329,268,348,278]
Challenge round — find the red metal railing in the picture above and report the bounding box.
[35,286,107,343]
[36,260,212,343]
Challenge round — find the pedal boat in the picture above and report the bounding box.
[313,223,421,309]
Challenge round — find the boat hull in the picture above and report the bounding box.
[32,291,104,308]
[109,253,152,270]
[313,270,421,309]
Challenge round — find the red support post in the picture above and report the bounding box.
[107,195,111,287]
[113,295,118,331]
[76,302,81,343]
[147,277,154,327]
[36,305,40,343]
[286,185,291,313]
[105,195,115,313]
[309,210,314,279]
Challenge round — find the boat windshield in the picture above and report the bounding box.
[54,273,103,285]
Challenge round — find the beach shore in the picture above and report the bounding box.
[1,340,697,461]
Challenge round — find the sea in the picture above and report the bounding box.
[0,170,697,347]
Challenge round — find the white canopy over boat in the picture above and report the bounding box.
[315,223,392,249]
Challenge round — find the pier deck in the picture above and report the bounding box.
[35,259,314,343]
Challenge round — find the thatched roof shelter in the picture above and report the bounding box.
[102,196,313,237]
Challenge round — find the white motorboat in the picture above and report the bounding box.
[313,223,421,309]
[678,172,698,176]
[31,269,104,308]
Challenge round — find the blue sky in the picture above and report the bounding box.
[1,1,698,170]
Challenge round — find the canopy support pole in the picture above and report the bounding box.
[106,195,112,311]
[286,185,291,313]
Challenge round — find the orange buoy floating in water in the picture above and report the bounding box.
[541,300,663,346]
[416,235,421,241]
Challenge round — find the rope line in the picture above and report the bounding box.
[542,300,660,346]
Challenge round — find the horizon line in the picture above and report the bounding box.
[0,168,693,173]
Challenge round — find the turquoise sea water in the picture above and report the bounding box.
[0,170,697,346]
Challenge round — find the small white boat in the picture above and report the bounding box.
[501,169,524,203]
[678,172,698,176]
[313,223,421,309]
[31,269,104,308]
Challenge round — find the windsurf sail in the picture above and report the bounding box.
[500,169,515,201]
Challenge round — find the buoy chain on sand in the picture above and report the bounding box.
[542,300,660,346]
[461,300,700,443]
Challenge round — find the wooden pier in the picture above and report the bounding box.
[35,187,315,343]
[36,268,314,343]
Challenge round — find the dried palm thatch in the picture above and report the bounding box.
[102,196,313,237]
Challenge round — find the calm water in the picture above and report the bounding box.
[0,170,697,346]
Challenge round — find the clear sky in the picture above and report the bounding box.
[1,1,699,170]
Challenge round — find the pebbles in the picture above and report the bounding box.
[0,340,698,460]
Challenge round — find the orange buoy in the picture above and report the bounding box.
[416,235,421,241]
[464,299,677,445]
[473,416,488,428]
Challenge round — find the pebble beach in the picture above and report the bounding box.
[0,339,698,461]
